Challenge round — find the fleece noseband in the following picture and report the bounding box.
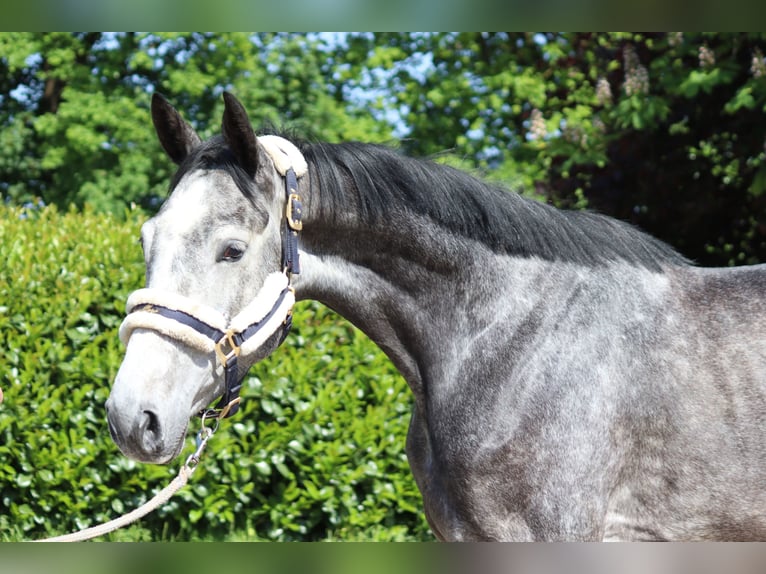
[119,136,306,418]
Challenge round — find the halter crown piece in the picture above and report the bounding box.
[119,136,306,418]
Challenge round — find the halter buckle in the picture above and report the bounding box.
[214,330,241,367]
[286,193,303,231]
[197,396,242,425]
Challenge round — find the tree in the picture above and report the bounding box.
[0,33,391,213]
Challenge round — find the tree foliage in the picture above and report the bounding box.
[1,33,765,260]
[338,32,766,265]
[0,33,391,213]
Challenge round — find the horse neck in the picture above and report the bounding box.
[286,144,688,413]
[291,162,551,400]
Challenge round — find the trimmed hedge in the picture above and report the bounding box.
[0,204,432,541]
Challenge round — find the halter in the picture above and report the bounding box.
[119,136,306,418]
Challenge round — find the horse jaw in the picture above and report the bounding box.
[106,329,220,464]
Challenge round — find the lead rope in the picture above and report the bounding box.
[35,403,233,543]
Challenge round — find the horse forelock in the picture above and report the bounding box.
[168,135,257,205]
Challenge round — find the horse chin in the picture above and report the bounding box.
[120,433,187,465]
[151,427,189,465]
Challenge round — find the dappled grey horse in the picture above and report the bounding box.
[106,92,766,541]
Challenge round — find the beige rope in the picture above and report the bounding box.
[37,465,195,542]
[35,422,217,542]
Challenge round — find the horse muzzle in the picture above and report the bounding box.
[105,396,182,464]
[106,327,211,464]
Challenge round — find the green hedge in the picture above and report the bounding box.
[0,204,432,541]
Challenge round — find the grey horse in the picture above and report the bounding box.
[106,92,766,541]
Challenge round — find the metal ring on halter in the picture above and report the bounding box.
[198,396,241,425]
[215,396,241,419]
[214,330,240,367]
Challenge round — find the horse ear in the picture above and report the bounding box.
[221,92,260,179]
[151,93,201,164]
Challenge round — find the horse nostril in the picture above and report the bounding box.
[106,399,170,461]
[141,409,161,437]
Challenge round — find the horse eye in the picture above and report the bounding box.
[222,245,245,262]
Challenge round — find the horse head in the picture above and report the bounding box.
[106,93,302,463]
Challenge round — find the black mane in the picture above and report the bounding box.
[302,141,689,271]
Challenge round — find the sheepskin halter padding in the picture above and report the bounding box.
[257,136,308,177]
[258,135,308,177]
[119,272,295,359]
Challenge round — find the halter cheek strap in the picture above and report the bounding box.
[259,134,307,277]
[283,168,302,276]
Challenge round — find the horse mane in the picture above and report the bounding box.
[302,141,690,272]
